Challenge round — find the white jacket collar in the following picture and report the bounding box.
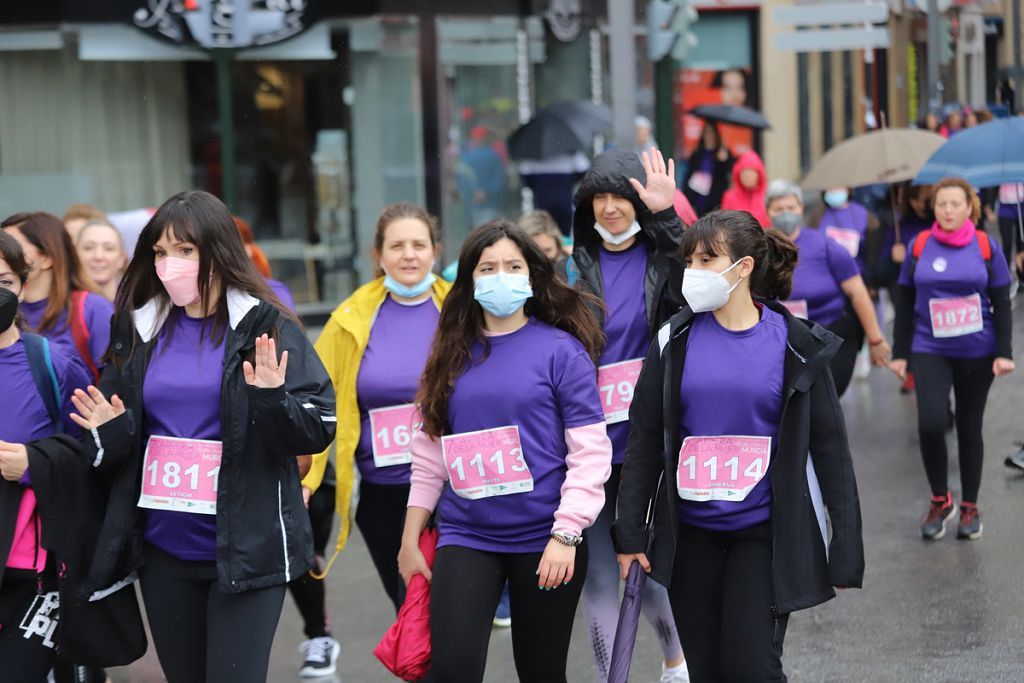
[133,288,261,343]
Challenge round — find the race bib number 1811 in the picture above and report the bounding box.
[138,435,222,515]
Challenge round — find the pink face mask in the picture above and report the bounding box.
[155,256,201,307]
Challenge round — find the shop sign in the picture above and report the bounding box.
[133,0,308,49]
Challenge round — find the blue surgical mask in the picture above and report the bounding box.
[473,272,533,318]
[824,190,849,208]
[383,271,436,299]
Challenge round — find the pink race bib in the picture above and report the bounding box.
[825,226,861,258]
[928,294,983,338]
[782,299,808,319]
[441,426,533,500]
[369,403,422,467]
[676,435,771,502]
[687,171,713,196]
[597,358,643,424]
[138,436,222,515]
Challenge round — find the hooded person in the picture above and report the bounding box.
[569,149,691,681]
[721,150,769,228]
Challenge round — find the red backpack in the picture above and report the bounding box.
[69,290,100,383]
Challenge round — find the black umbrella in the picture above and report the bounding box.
[689,104,771,130]
[508,101,611,161]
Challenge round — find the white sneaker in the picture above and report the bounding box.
[660,662,691,683]
[299,636,341,678]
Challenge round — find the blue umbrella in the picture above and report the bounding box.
[914,117,1024,187]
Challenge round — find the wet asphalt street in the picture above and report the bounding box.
[111,314,1024,682]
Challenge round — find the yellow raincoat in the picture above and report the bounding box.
[303,276,451,572]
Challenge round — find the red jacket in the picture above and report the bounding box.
[721,151,769,227]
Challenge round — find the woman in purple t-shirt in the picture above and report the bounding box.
[1,212,114,383]
[765,181,891,396]
[67,191,336,682]
[398,221,612,682]
[615,210,864,681]
[890,177,1015,542]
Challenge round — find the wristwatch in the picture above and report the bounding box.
[551,531,583,547]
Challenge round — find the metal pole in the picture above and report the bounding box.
[654,56,675,157]
[214,49,236,210]
[609,0,637,150]
[926,0,942,113]
[1014,0,1023,113]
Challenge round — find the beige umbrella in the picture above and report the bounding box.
[801,128,946,191]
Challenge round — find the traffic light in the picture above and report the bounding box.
[647,0,680,61]
[672,0,700,62]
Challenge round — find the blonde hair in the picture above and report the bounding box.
[518,210,563,243]
[932,177,981,223]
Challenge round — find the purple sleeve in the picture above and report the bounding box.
[54,345,90,437]
[268,279,296,312]
[554,351,605,429]
[825,236,861,283]
[988,240,1013,288]
[85,293,114,367]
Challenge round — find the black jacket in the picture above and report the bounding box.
[681,146,732,213]
[571,149,687,335]
[79,291,336,598]
[612,301,865,615]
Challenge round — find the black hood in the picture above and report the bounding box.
[572,150,652,250]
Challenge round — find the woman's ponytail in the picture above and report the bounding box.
[753,230,798,301]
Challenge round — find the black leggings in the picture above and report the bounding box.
[355,480,409,613]
[139,544,286,683]
[288,481,336,638]
[430,542,588,683]
[668,522,788,682]
[912,353,995,503]
[826,313,865,397]
[998,216,1019,268]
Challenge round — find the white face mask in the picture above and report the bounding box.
[594,220,642,246]
[681,260,744,313]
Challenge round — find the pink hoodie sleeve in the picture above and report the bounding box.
[407,430,449,511]
[552,421,613,537]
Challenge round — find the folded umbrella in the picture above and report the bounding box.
[689,104,771,130]
[801,128,945,190]
[508,101,611,161]
[374,527,439,681]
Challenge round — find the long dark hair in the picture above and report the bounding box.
[116,191,298,348]
[0,230,31,286]
[416,220,604,437]
[682,210,798,301]
[1,211,94,333]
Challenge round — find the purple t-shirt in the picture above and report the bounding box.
[355,296,440,485]
[0,337,87,444]
[598,242,650,465]
[266,278,296,312]
[678,307,786,531]
[438,319,604,553]
[819,202,869,272]
[20,293,113,372]
[898,234,1011,358]
[142,313,227,562]
[789,228,859,326]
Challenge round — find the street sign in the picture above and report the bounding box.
[774,2,888,26]
[774,27,891,52]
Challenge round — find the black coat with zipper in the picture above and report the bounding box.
[612,300,865,615]
[78,294,336,599]
[571,149,687,335]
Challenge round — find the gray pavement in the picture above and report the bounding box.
[111,315,1024,682]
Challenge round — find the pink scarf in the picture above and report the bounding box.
[931,218,976,247]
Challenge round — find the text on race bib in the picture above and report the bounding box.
[676,435,771,503]
[138,436,222,515]
[781,299,809,319]
[598,358,643,424]
[369,403,422,468]
[825,226,861,258]
[687,171,713,197]
[928,294,983,338]
[441,425,533,500]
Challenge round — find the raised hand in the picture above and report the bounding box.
[70,386,126,431]
[628,149,677,213]
[243,333,289,389]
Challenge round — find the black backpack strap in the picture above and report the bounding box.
[21,333,63,433]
